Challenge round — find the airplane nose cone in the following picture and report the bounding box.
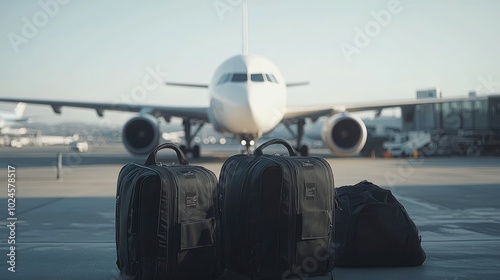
[247,85,285,132]
[212,82,285,134]
[217,84,260,133]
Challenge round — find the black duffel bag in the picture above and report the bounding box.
[334,180,426,267]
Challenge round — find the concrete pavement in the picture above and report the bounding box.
[0,144,499,279]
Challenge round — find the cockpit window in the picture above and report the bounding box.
[251,74,265,82]
[264,74,278,83]
[222,73,231,83]
[231,73,247,82]
[269,74,278,84]
[217,73,231,85]
[221,73,278,84]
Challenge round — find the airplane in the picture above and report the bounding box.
[0,4,476,158]
[0,102,29,129]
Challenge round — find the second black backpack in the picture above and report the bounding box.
[220,139,336,279]
[334,180,426,267]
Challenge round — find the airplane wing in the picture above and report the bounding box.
[286,82,310,87]
[283,96,476,121]
[165,82,209,88]
[11,117,31,122]
[282,105,343,121]
[0,98,209,121]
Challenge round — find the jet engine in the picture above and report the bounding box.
[321,113,367,156]
[122,114,160,156]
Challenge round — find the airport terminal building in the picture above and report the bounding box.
[399,92,500,156]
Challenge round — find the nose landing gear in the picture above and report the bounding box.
[240,139,255,155]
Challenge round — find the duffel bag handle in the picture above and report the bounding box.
[254,138,298,156]
[144,143,189,165]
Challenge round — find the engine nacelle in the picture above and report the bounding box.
[122,114,160,156]
[321,113,367,156]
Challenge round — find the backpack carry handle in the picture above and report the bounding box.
[254,138,298,156]
[145,143,189,166]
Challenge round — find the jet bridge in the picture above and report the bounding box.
[399,94,500,155]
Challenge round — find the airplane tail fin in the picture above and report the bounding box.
[242,1,248,55]
[14,102,26,117]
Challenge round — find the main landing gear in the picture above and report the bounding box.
[283,119,309,156]
[179,119,204,159]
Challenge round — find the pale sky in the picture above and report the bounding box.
[1,0,499,124]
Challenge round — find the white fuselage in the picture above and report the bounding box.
[0,103,27,128]
[207,55,287,140]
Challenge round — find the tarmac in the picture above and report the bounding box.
[0,143,499,279]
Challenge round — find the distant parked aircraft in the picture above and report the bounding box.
[0,103,29,128]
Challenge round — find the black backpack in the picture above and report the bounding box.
[115,143,223,279]
[219,139,335,278]
[334,180,426,267]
